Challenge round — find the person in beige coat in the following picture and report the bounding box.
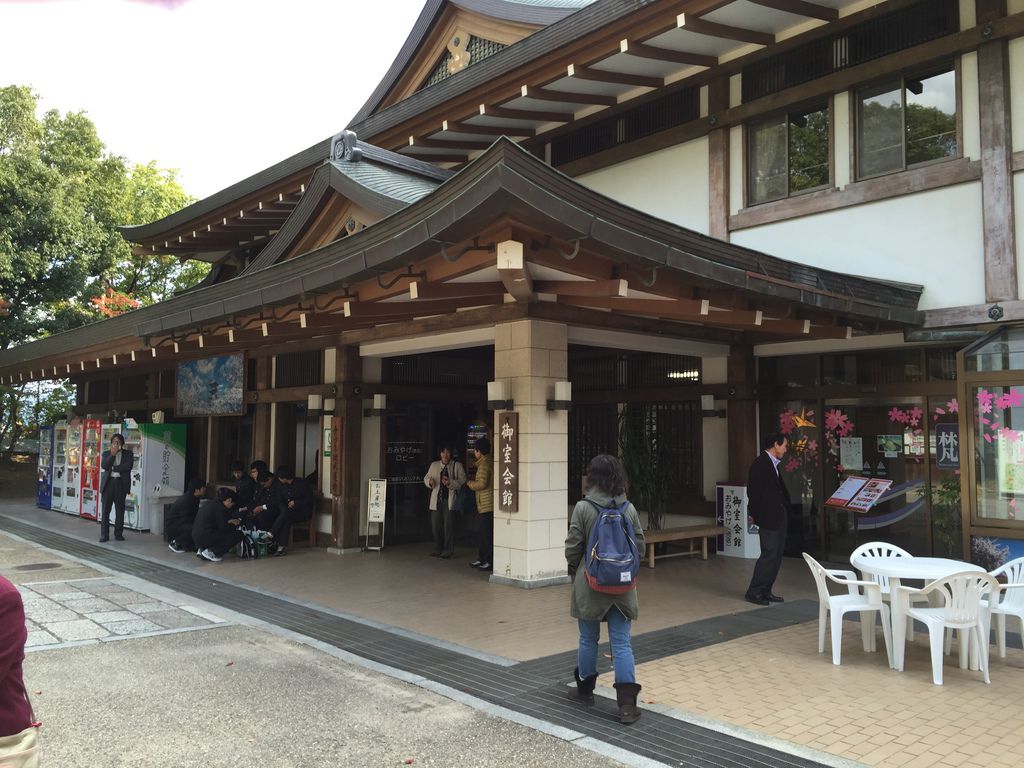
[564,454,645,724]
[423,445,466,559]
[467,437,493,571]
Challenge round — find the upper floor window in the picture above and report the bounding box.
[856,66,957,179]
[747,102,830,206]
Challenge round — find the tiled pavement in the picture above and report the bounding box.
[20,577,220,648]
[5,503,1024,767]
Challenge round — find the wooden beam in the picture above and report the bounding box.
[748,0,838,22]
[536,278,628,297]
[409,280,506,300]
[978,36,1017,302]
[520,84,618,107]
[496,240,534,302]
[677,13,774,46]
[441,120,535,138]
[619,39,717,68]
[567,63,663,90]
[479,104,573,123]
[557,295,709,319]
[408,136,493,150]
[347,296,505,318]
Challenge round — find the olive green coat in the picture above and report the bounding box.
[467,453,493,514]
[564,491,645,621]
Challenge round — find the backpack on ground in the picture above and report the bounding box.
[583,499,640,594]
[237,528,259,560]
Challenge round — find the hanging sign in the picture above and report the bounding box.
[935,423,959,469]
[497,412,518,513]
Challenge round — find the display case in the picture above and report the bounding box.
[51,420,67,512]
[79,419,102,520]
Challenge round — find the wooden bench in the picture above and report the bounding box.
[643,525,726,567]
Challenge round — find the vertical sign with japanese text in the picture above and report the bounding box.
[935,423,959,470]
[498,412,518,513]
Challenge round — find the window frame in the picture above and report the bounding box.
[854,61,961,182]
[745,98,833,207]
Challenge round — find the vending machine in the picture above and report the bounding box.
[79,419,103,520]
[36,426,54,509]
[51,420,67,512]
[121,422,186,532]
[63,420,83,515]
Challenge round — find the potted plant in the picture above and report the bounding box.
[617,405,670,531]
[930,476,963,559]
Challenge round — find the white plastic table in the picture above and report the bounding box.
[851,555,986,671]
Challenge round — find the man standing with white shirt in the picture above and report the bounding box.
[744,432,790,606]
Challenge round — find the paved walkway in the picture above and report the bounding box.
[5,499,1024,767]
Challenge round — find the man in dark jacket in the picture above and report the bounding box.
[192,488,243,563]
[167,478,206,553]
[744,432,791,606]
[265,466,315,557]
[99,433,134,542]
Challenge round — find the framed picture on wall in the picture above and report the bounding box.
[176,354,245,416]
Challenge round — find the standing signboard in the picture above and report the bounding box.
[497,412,518,513]
[716,484,760,559]
[364,478,387,551]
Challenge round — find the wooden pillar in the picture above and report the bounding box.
[331,344,363,548]
[976,0,1017,301]
[727,345,758,484]
[708,77,730,241]
[252,357,271,462]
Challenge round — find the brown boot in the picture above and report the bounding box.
[614,682,642,724]
[567,667,597,705]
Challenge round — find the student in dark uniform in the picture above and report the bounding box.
[231,461,258,520]
[249,471,282,533]
[265,466,315,557]
[166,479,206,553]
[99,433,134,543]
[192,488,244,563]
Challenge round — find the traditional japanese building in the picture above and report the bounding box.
[4,0,1024,577]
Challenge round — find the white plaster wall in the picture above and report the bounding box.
[576,138,711,234]
[731,182,986,311]
[701,357,729,500]
[1011,36,1024,153]
[1016,172,1024,301]
[961,52,981,162]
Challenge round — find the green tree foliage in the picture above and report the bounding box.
[0,85,208,458]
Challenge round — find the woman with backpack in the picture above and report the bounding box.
[564,454,645,724]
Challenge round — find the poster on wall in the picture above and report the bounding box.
[997,431,1024,495]
[876,434,902,458]
[839,437,862,472]
[176,354,245,416]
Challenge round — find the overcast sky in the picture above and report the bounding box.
[1,0,426,198]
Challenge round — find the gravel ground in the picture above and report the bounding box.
[25,624,628,768]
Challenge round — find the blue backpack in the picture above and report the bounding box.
[584,499,640,594]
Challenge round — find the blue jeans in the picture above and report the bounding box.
[577,606,635,683]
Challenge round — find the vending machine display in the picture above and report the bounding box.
[36,426,54,509]
[63,420,83,515]
[120,422,186,532]
[51,420,67,512]
[79,419,103,520]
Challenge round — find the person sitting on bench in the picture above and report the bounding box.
[192,488,244,563]
[249,471,281,533]
[264,466,315,557]
[167,478,206,553]
[232,460,258,517]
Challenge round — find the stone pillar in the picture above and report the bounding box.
[491,319,570,589]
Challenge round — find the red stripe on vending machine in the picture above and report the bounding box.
[79,419,102,520]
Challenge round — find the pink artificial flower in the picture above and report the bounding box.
[1007,390,1024,408]
[784,458,800,472]
[806,440,818,452]
[978,400,992,415]
[825,409,849,433]
[947,398,958,414]
[779,411,795,435]
[996,394,1013,411]
[934,407,946,419]
[984,433,993,443]
[999,428,1022,443]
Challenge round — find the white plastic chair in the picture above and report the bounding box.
[803,553,893,667]
[851,541,928,646]
[986,557,1024,658]
[895,571,1000,685]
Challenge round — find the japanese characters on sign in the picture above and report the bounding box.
[367,478,387,523]
[935,423,959,470]
[715,484,760,559]
[498,412,518,513]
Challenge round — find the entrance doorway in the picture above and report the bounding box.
[376,346,493,545]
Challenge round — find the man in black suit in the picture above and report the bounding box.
[265,466,316,557]
[744,431,791,606]
[99,433,134,542]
